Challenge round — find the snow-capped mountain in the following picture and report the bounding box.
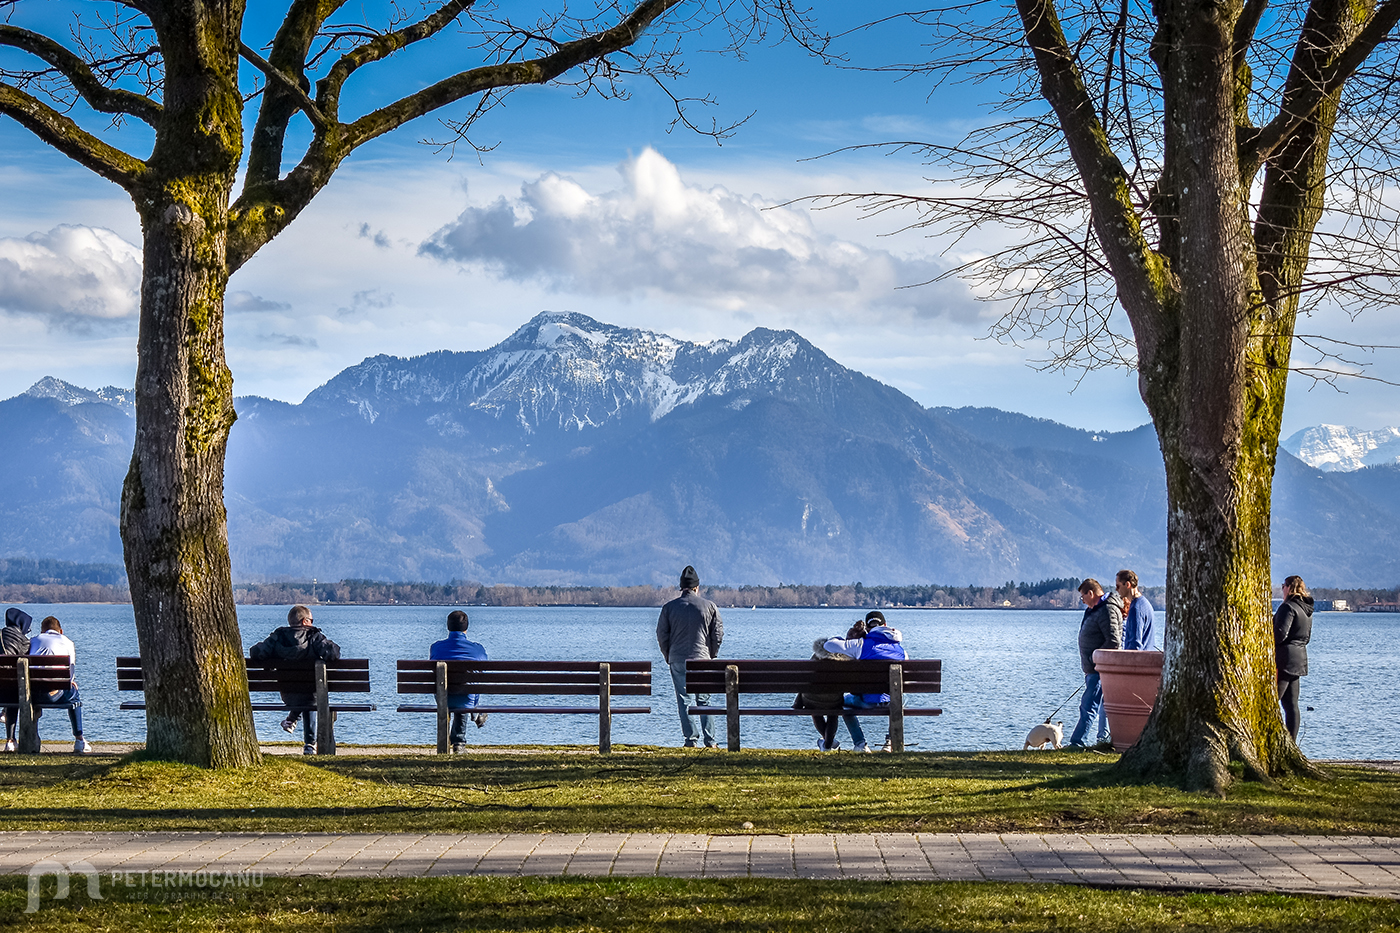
[1282,424,1400,472]
[302,311,852,437]
[23,375,135,416]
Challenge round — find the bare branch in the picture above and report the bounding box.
[238,41,328,130]
[0,81,146,188]
[0,23,161,126]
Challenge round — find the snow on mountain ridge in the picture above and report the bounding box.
[306,312,829,433]
[1282,423,1400,472]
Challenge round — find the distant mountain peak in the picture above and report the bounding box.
[23,377,134,415]
[303,311,847,435]
[1283,423,1400,472]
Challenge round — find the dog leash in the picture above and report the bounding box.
[1044,684,1083,723]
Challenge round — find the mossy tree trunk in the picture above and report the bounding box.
[1014,0,1383,790]
[120,4,259,768]
[2,0,701,765]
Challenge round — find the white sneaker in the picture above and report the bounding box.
[74,738,93,754]
[302,743,316,755]
[280,717,296,734]
[881,734,893,752]
[854,742,872,753]
[3,739,15,753]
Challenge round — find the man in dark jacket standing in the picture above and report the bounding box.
[249,605,340,754]
[1273,575,1313,740]
[2,608,32,752]
[1068,579,1124,749]
[656,565,723,748]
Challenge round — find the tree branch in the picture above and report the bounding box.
[317,0,479,120]
[1245,0,1400,166]
[239,40,329,130]
[1014,0,1173,328]
[343,0,684,150]
[0,23,162,127]
[0,81,147,188]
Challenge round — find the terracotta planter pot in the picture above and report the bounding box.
[1092,649,1164,751]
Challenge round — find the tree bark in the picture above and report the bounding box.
[119,3,260,768]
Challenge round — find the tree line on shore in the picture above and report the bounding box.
[2,563,1393,611]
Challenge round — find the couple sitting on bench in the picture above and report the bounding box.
[797,610,907,753]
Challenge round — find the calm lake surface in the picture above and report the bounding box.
[20,605,1393,758]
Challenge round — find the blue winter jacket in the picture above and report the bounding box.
[822,625,908,704]
[430,632,488,709]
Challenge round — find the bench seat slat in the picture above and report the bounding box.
[396,704,651,715]
[397,660,651,672]
[689,706,942,717]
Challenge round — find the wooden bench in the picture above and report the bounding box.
[396,660,651,754]
[0,655,79,753]
[117,657,375,754]
[685,659,942,752]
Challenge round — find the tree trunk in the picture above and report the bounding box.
[1114,0,1312,792]
[119,4,260,768]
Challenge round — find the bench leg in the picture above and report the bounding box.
[315,661,335,755]
[599,663,611,754]
[16,657,39,754]
[889,664,905,754]
[435,662,450,754]
[726,664,740,752]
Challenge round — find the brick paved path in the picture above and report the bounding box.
[4,832,1399,898]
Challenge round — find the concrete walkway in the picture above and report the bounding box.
[5,832,1400,898]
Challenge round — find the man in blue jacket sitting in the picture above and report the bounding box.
[430,610,489,753]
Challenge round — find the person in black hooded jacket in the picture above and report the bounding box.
[249,605,340,753]
[1273,575,1314,741]
[2,608,32,751]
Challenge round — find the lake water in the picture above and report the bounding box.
[14,605,1394,758]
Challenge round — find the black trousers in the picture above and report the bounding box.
[1277,676,1302,739]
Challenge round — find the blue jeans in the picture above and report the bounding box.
[668,661,715,746]
[40,686,83,737]
[1069,672,1109,746]
[447,695,476,746]
[842,694,885,748]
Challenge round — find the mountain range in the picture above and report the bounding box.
[4,310,1400,586]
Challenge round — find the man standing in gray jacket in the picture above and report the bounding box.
[1067,578,1124,749]
[656,565,724,748]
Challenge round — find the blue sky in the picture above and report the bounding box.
[1,1,1397,435]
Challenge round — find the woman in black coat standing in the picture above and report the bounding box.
[1273,575,1314,741]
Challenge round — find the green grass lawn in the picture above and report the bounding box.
[1,748,1397,835]
[3,877,1399,932]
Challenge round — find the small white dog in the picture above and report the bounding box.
[1023,721,1064,750]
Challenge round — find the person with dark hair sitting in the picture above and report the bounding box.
[796,619,866,751]
[430,610,489,754]
[2,608,32,752]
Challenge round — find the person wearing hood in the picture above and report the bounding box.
[1274,575,1314,741]
[822,610,908,753]
[429,610,489,754]
[1068,578,1124,750]
[249,605,340,754]
[656,565,724,748]
[2,608,32,752]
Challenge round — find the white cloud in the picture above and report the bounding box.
[0,225,141,324]
[421,148,970,320]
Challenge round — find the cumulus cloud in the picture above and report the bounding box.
[0,225,141,324]
[421,149,967,319]
[258,333,319,347]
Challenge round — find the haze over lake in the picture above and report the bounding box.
[34,605,1387,759]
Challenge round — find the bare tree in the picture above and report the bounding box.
[823,0,1400,790]
[0,0,819,767]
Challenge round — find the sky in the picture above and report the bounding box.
[2,2,1399,436]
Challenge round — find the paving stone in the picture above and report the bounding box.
[834,835,886,880]
[791,834,842,880]
[748,835,796,879]
[610,834,668,877]
[565,834,627,877]
[703,835,751,878]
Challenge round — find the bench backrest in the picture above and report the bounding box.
[116,657,372,694]
[685,659,941,696]
[0,655,73,701]
[397,660,651,696]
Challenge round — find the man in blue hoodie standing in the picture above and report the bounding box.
[430,610,489,754]
[823,610,908,753]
